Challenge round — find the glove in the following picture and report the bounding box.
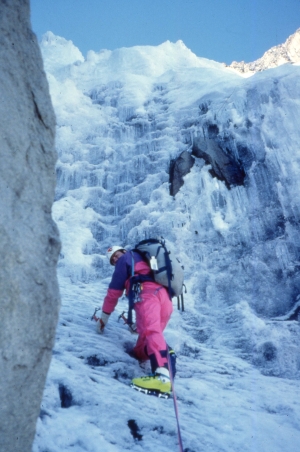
[96,312,110,334]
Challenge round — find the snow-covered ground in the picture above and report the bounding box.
[33,33,300,451]
[33,276,300,452]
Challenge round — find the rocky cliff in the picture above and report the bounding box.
[0,2,60,451]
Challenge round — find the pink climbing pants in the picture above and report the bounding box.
[133,282,173,372]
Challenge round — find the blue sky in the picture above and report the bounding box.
[30,0,300,64]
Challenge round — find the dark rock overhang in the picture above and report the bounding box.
[169,124,255,196]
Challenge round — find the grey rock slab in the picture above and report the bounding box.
[0,2,61,451]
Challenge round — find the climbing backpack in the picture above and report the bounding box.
[133,237,184,299]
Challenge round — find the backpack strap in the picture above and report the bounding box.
[127,251,136,325]
[160,240,173,299]
[131,251,135,277]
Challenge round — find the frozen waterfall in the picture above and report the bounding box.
[42,34,300,379]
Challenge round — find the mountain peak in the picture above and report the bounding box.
[228,28,300,75]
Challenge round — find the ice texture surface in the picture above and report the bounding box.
[34,34,300,452]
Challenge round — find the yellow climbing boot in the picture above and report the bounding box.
[130,367,171,398]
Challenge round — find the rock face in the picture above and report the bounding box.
[192,134,247,189]
[170,124,249,196]
[0,2,61,452]
[169,151,195,196]
[228,28,300,74]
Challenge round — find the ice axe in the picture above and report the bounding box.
[91,306,101,321]
[118,311,137,334]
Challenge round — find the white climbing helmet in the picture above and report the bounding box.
[106,245,125,265]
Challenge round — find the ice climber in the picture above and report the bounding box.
[97,245,176,397]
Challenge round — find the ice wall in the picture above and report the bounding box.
[42,34,300,377]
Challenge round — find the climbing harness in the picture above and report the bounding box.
[127,251,153,325]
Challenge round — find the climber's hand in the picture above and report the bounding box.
[96,312,110,334]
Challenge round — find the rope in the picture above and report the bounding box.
[167,350,184,452]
